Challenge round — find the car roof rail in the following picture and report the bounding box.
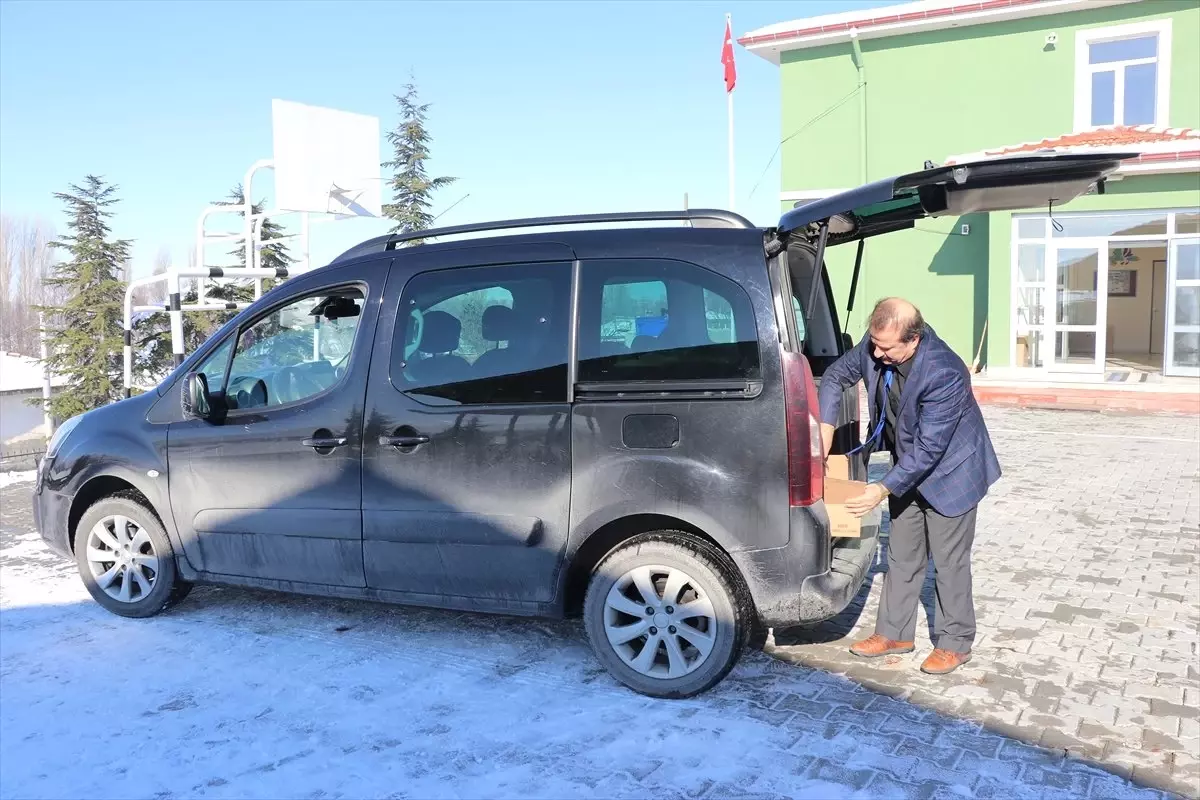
[330,209,755,264]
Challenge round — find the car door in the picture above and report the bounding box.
[361,247,573,606]
[167,260,387,587]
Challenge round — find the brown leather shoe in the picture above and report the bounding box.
[849,634,915,658]
[920,648,972,674]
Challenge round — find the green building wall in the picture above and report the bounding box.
[776,0,1200,365]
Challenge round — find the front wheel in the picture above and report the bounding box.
[74,496,190,619]
[583,533,748,698]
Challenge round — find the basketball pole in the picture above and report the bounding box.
[243,159,273,298]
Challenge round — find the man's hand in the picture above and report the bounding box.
[845,483,889,517]
[820,422,835,461]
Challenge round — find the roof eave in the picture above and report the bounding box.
[739,0,1140,64]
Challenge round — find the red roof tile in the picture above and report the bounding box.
[982,126,1199,156]
[945,126,1200,168]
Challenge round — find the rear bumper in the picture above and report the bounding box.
[731,502,880,629]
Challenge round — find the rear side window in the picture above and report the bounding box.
[578,259,760,383]
[392,263,571,405]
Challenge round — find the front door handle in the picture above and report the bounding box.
[301,436,348,449]
[379,434,430,448]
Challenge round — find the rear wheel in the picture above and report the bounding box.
[583,533,748,698]
[74,496,190,619]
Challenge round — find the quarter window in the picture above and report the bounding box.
[207,287,365,410]
[393,263,571,405]
[194,337,233,391]
[578,259,760,383]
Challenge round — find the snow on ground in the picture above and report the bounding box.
[0,541,854,799]
[0,471,35,489]
[0,483,1167,800]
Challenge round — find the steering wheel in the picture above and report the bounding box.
[228,376,269,409]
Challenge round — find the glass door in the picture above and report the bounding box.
[1045,240,1108,373]
[1164,238,1200,377]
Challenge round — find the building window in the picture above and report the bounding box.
[1075,20,1171,131]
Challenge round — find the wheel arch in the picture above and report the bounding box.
[560,513,755,619]
[67,476,158,553]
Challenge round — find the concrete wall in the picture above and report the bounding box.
[1,390,48,445]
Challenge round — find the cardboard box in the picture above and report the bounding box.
[824,454,865,538]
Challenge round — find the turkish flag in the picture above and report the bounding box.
[721,19,737,93]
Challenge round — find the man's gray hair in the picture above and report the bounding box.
[868,297,925,343]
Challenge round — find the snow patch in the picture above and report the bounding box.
[0,470,36,488]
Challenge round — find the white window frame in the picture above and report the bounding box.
[1073,18,1172,132]
[1008,208,1200,374]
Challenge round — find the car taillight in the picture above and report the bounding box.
[781,348,825,506]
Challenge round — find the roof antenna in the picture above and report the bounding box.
[1048,199,1064,233]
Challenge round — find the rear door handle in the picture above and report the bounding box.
[379,434,430,448]
[301,436,348,449]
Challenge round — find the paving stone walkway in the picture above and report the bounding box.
[771,406,1200,798]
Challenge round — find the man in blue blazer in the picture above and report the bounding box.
[818,297,1001,674]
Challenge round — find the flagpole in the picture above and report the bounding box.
[726,12,735,212]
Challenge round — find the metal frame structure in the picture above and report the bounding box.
[122,266,289,397]
[125,159,358,398]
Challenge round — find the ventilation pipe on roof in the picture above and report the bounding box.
[850,29,867,185]
[850,28,868,327]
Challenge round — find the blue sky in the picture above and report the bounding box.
[0,0,891,276]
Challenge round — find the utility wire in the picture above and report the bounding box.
[748,86,863,202]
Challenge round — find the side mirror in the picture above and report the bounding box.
[181,372,213,420]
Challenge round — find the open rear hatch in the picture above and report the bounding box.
[773,152,1136,478]
[777,151,1137,365]
[778,152,1136,243]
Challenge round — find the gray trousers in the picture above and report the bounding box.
[875,492,977,654]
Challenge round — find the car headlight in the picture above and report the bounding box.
[45,414,83,460]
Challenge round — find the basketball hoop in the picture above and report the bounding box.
[122,100,385,398]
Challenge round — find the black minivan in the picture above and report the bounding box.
[34,153,1126,697]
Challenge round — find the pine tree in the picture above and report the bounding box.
[382,81,456,242]
[36,176,132,418]
[202,183,293,316]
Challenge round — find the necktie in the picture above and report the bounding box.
[849,367,893,455]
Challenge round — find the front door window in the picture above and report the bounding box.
[198,288,365,410]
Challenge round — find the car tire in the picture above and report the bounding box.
[74,494,190,619]
[583,532,749,698]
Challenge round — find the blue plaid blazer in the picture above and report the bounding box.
[818,325,1001,517]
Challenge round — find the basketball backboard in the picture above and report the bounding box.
[271,99,383,217]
